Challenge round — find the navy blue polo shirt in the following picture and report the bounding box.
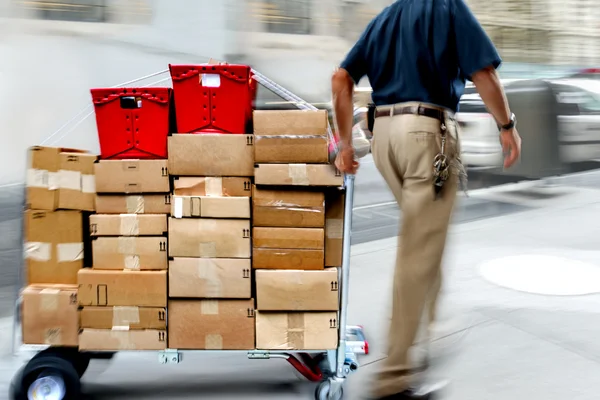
[340,0,502,112]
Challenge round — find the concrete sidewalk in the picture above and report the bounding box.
[1,179,600,399]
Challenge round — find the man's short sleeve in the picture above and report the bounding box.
[452,0,502,81]
[340,39,368,84]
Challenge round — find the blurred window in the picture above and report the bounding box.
[18,0,108,22]
[553,84,600,114]
[262,0,311,35]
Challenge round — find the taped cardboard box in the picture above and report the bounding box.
[168,218,251,258]
[22,284,79,346]
[26,146,97,211]
[253,249,324,270]
[168,299,255,350]
[325,189,345,267]
[95,160,169,193]
[90,214,168,236]
[173,177,252,197]
[252,186,325,228]
[256,269,339,311]
[79,329,166,351]
[253,110,328,136]
[92,237,167,270]
[252,227,325,270]
[80,306,166,330]
[254,136,329,164]
[255,164,343,187]
[168,134,254,177]
[25,210,84,285]
[256,311,338,350]
[78,269,167,307]
[95,194,172,214]
[171,196,250,219]
[169,258,251,299]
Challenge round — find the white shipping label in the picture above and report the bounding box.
[26,169,49,188]
[81,174,96,194]
[25,242,52,261]
[58,170,82,191]
[201,74,221,88]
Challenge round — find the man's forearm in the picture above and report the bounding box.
[331,68,355,147]
[471,66,511,126]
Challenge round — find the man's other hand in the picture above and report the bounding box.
[335,145,359,174]
[500,128,522,169]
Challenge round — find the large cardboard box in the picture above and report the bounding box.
[168,134,254,177]
[254,137,329,164]
[92,237,168,270]
[79,329,166,351]
[256,269,339,311]
[80,307,166,330]
[26,146,97,211]
[172,196,250,219]
[256,311,338,350]
[95,160,169,193]
[169,258,251,298]
[252,227,324,270]
[95,194,172,214]
[90,214,168,236]
[168,218,251,258]
[173,177,252,197]
[325,189,345,267]
[22,285,79,346]
[253,186,324,228]
[253,110,328,135]
[254,164,343,187]
[168,299,255,350]
[78,269,167,307]
[25,210,83,285]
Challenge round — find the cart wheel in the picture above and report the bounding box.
[315,380,344,400]
[32,348,91,378]
[13,354,81,400]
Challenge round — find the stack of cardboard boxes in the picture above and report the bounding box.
[167,133,256,349]
[77,159,170,350]
[22,146,96,347]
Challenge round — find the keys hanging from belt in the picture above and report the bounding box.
[433,122,450,200]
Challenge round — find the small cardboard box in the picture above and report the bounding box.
[254,164,343,187]
[325,189,345,267]
[94,160,169,193]
[253,249,324,270]
[256,269,339,311]
[169,258,251,299]
[79,329,166,351]
[95,194,172,214]
[92,237,168,270]
[25,210,84,285]
[173,177,252,197]
[253,110,328,135]
[168,218,251,258]
[80,307,166,330]
[256,311,339,350]
[90,214,168,236]
[168,299,255,350]
[26,146,97,211]
[254,136,329,164]
[172,196,251,219]
[253,186,325,228]
[22,285,79,346]
[252,227,325,270]
[78,269,167,307]
[168,134,254,177]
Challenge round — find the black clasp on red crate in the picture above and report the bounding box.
[120,96,142,109]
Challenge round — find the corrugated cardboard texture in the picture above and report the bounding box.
[95,194,171,214]
[79,329,167,351]
[92,237,167,270]
[169,258,251,298]
[325,189,345,267]
[57,152,97,211]
[168,218,251,258]
[94,160,169,193]
[253,110,328,136]
[78,269,167,307]
[168,134,254,177]
[90,215,168,236]
[252,186,324,228]
[253,228,324,249]
[168,299,255,350]
[173,177,252,197]
[256,269,339,311]
[254,137,329,163]
[22,284,79,346]
[252,248,324,270]
[80,306,166,330]
[254,164,343,187]
[256,311,338,350]
[172,196,250,219]
[25,210,83,285]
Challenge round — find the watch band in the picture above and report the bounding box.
[500,113,516,130]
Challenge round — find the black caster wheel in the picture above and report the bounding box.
[32,348,91,378]
[11,354,81,400]
[315,380,344,400]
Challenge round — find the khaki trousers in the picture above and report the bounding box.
[371,102,460,398]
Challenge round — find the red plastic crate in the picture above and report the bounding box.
[91,87,172,159]
[169,64,257,134]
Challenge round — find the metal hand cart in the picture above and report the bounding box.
[10,68,368,400]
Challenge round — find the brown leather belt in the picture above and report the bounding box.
[375,105,449,122]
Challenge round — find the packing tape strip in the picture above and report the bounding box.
[40,288,61,311]
[197,258,222,297]
[287,313,305,349]
[191,197,201,217]
[26,168,49,188]
[48,172,60,191]
[205,177,223,197]
[124,255,140,270]
[288,164,310,186]
[200,300,219,315]
[205,334,223,350]
[57,242,84,262]
[126,196,145,214]
[120,214,140,236]
[81,174,96,194]
[199,242,217,258]
[173,197,183,218]
[326,218,344,239]
[58,170,82,191]
[44,328,62,345]
[118,237,137,255]
[25,242,51,261]
[110,330,136,350]
[112,306,140,330]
